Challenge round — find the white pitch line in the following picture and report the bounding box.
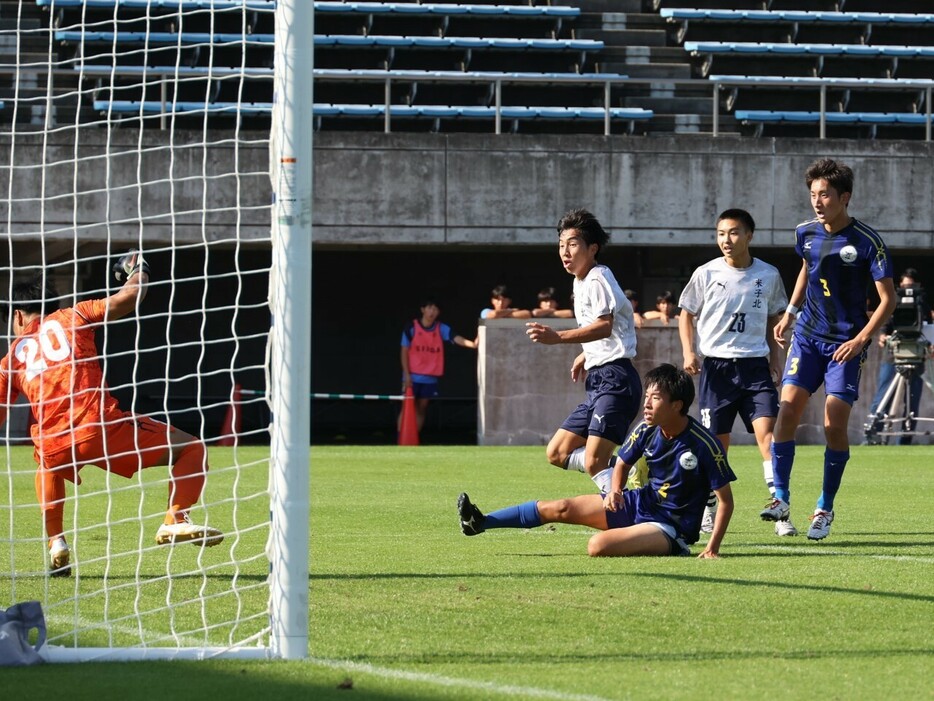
[752,544,934,563]
[309,657,615,701]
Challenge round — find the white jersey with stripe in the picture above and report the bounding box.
[679,257,787,359]
[573,264,637,369]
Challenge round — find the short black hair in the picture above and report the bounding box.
[557,208,609,257]
[805,158,854,197]
[900,268,920,286]
[419,298,439,310]
[656,290,675,305]
[9,276,59,319]
[537,287,556,302]
[491,284,510,299]
[717,208,755,234]
[644,363,695,415]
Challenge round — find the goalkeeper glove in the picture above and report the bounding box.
[113,249,150,283]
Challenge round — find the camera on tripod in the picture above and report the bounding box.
[886,284,930,366]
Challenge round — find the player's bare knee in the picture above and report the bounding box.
[542,498,573,522]
[587,533,610,557]
[545,445,566,468]
[583,454,606,477]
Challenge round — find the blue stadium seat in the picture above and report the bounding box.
[94,99,652,121]
[39,0,274,7]
[735,110,929,125]
[57,30,602,52]
[40,0,578,16]
[662,9,934,24]
[710,75,934,88]
[685,42,934,57]
[95,99,273,114]
[315,2,581,18]
[76,65,628,81]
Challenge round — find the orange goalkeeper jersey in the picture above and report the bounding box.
[0,299,123,457]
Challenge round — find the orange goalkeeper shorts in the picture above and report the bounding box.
[38,414,178,481]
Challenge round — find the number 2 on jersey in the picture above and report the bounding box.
[14,319,72,381]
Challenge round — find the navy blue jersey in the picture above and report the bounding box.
[617,417,737,543]
[794,217,892,343]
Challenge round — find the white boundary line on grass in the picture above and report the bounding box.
[310,657,615,701]
[753,545,934,563]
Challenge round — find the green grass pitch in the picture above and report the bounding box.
[3,443,933,700]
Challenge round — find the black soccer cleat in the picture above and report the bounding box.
[457,492,486,536]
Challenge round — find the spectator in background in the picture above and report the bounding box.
[400,299,477,437]
[643,291,680,325]
[480,284,531,320]
[624,289,644,328]
[867,268,932,445]
[532,286,574,318]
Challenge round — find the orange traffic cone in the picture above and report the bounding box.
[218,383,242,447]
[398,385,419,446]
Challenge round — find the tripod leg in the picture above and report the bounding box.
[875,374,908,445]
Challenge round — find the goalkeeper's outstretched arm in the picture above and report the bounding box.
[107,250,150,320]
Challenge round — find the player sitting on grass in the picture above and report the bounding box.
[458,364,736,558]
[0,252,223,577]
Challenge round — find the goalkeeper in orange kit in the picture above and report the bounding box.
[0,252,223,577]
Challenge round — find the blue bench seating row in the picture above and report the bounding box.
[40,0,579,17]
[77,64,627,82]
[315,2,581,18]
[38,0,274,7]
[662,9,934,25]
[56,31,603,51]
[685,41,934,57]
[709,75,934,90]
[93,99,653,121]
[734,110,931,125]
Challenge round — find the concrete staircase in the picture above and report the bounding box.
[0,0,92,130]
[575,0,740,136]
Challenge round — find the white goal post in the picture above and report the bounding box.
[0,0,311,661]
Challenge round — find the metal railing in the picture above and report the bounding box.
[6,66,934,139]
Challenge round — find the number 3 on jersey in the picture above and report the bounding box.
[787,356,799,376]
[14,319,72,381]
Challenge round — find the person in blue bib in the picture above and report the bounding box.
[761,159,896,541]
[458,364,737,559]
[400,299,477,437]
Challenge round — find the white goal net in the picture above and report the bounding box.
[0,0,310,661]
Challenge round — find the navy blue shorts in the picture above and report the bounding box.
[698,356,778,435]
[560,358,641,446]
[604,488,690,556]
[410,381,440,400]
[783,333,868,405]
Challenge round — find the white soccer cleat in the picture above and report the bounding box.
[760,497,790,522]
[806,509,834,541]
[774,517,798,537]
[700,505,716,534]
[156,516,224,547]
[49,537,72,577]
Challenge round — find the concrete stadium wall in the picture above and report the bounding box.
[479,319,933,446]
[314,133,934,251]
[4,131,932,250]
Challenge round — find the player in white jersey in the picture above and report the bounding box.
[679,209,796,536]
[526,209,641,493]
